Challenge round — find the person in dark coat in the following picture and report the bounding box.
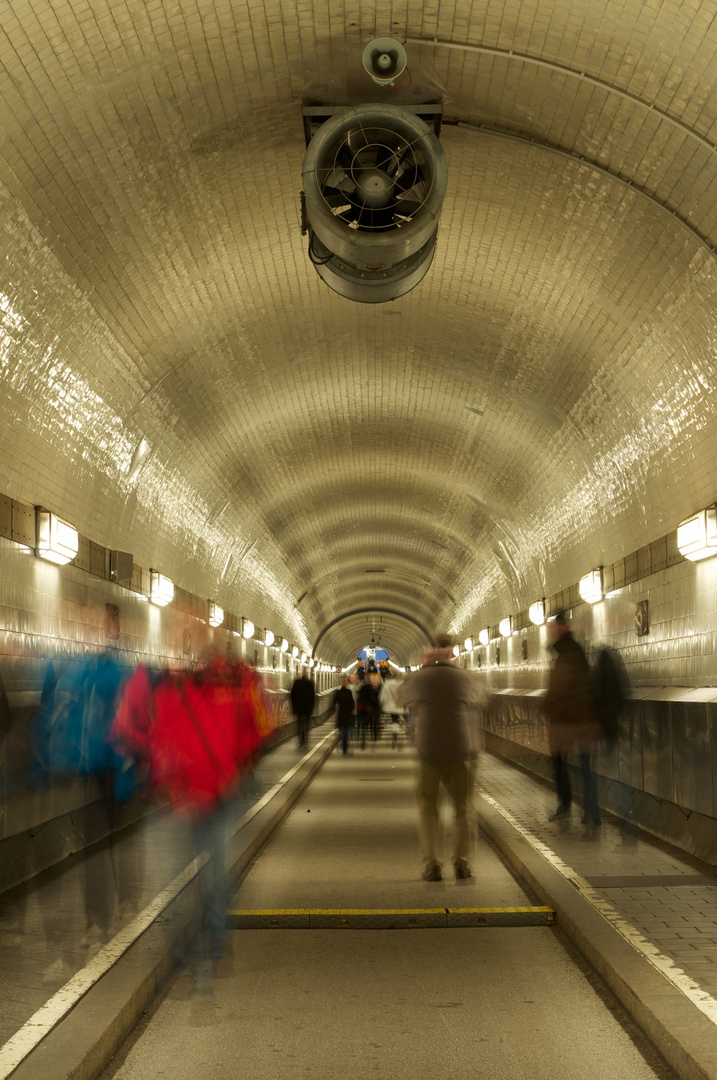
[332,676,355,756]
[357,674,381,747]
[544,613,602,834]
[290,667,315,749]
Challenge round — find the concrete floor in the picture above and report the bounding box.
[100,738,677,1080]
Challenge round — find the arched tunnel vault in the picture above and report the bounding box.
[313,610,434,668]
[2,1,717,662]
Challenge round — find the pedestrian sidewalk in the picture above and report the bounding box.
[477,751,717,1080]
[0,726,332,1057]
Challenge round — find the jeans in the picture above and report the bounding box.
[551,748,601,825]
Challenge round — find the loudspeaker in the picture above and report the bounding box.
[361,37,407,86]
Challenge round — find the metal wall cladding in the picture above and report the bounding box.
[640,699,674,803]
[671,703,714,818]
[484,690,716,820]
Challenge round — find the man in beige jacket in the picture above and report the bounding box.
[400,634,486,881]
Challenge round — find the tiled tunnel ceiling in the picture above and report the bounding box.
[2,1,717,664]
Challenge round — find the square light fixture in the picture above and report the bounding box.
[149,570,174,607]
[677,506,717,561]
[479,628,490,646]
[265,629,275,647]
[529,599,546,626]
[35,510,78,565]
[242,618,255,639]
[579,568,603,604]
[499,616,512,638]
[208,601,224,627]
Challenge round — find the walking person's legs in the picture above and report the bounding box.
[550,752,572,819]
[417,762,442,880]
[447,762,473,878]
[579,744,601,831]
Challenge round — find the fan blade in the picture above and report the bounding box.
[323,166,355,193]
[322,191,354,212]
[395,182,426,205]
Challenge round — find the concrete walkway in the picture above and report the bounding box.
[97,738,678,1080]
[476,752,717,1080]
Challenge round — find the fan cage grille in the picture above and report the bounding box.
[317,124,435,232]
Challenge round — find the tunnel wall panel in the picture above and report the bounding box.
[483,690,717,865]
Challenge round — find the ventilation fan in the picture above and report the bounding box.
[301,104,447,303]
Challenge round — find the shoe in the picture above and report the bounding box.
[454,862,472,880]
[421,863,442,882]
[582,824,602,840]
[42,957,73,985]
[549,805,571,821]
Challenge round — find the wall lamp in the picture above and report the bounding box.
[35,510,78,565]
[265,629,275,647]
[579,567,604,604]
[499,616,512,638]
[280,638,289,653]
[149,570,174,607]
[308,657,315,668]
[529,600,546,626]
[242,618,255,639]
[452,645,460,657]
[479,628,490,646]
[464,636,473,651]
[208,601,224,628]
[292,645,299,658]
[677,506,717,561]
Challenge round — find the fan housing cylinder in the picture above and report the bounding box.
[302,104,447,303]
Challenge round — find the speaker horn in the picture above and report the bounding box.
[361,37,407,86]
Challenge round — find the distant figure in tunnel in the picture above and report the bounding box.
[400,634,486,881]
[332,676,355,756]
[290,666,315,749]
[544,613,602,836]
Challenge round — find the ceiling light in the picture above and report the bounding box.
[499,617,512,638]
[242,619,254,639]
[579,568,604,604]
[35,510,78,565]
[479,628,490,646]
[265,629,275,647]
[208,601,224,628]
[149,570,174,607]
[677,506,717,561]
[529,600,545,626]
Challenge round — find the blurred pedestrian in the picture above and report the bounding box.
[357,674,380,748]
[380,673,406,748]
[290,666,315,749]
[332,676,355,756]
[400,634,486,881]
[544,613,602,836]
